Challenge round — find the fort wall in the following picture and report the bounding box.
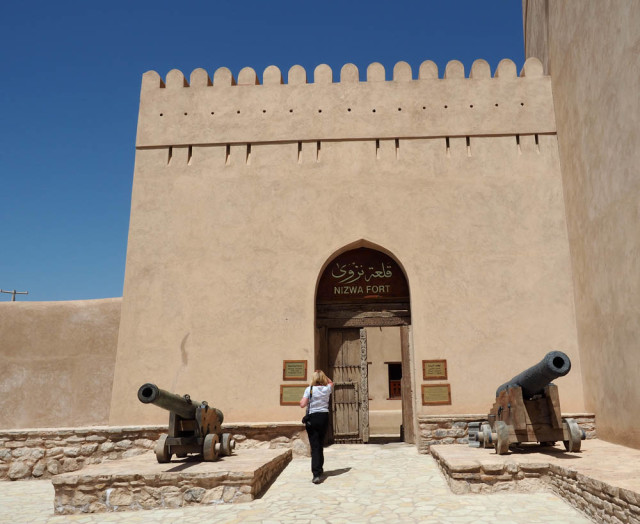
[524,0,640,449]
[110,57,585,427]
[0,299,121,429]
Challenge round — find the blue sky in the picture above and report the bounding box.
[0,1,524,301]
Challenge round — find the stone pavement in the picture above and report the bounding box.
[0,443,590,523]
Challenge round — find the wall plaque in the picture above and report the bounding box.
[422,384,451,405]
[422,359,447,380]
[280,385,308,406]
[283,360,307,381]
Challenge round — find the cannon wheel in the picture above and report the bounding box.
[203,433,219,461]
[495,421,510,455]
[481,423,493,448]
[563,418,582,452]
[220,433,235,456]
[155,434,172,463]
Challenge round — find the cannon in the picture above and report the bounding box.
[138,383,235,463]
[468,351,585,454]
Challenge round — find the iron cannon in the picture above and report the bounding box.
[469,351,585,454]
[138,383,235,463]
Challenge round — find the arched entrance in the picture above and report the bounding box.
[315,245,414,444]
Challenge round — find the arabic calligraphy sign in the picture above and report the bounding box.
[317,248,409,304]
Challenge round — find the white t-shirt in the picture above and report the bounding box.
[303,384,333,414]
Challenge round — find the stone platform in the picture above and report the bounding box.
[52,448,292,514]
[431,439,640,523]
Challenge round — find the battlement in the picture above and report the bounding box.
[136,58,553,148]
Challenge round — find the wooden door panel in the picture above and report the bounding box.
[329,328,364,443]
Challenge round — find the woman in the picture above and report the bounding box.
[300,370,333,484]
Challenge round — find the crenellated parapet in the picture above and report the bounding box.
[136,58,551,148]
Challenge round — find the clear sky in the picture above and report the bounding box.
[0,1,524,301]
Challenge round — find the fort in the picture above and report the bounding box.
[1,2,639,521]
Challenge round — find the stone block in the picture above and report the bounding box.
[202,486,225,504]
[86,435,107,443]
[47,447,64,458]
[451,472,481,480]
[184,487,206,503]
[32,460,46,477]
[8,461,31,480]
[61,458,80,473]
[114,439,133,450]
[449,462,480,473]
[47,459,60,475]
[505,463,519,473]
[109,488,133,507]
[64,447,80,458]
[80,443,99,456]
[99,442,115,453]
[519,462,548,473]
[480,462,504,474]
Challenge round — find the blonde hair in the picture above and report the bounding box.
[310,370,329,387]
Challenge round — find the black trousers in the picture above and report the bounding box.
[305,412,329,477]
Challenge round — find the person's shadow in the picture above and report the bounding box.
[317,467,351,483]
[324,467,351,477]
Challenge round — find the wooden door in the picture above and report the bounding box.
[328,328,369,443]
[400,325,415,444]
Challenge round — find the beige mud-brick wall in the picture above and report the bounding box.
[0,299,121,429]
[110,58,585,427]
[524,0,640,449]
[367,326,402,436]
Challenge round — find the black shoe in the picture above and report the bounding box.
[312,476,321,484]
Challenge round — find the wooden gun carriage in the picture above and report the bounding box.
[469,351,585,454]
[138,383,235,463]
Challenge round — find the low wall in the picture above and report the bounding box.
[432,444,640,523]
[0,298,121,429]
[0,423,308,480]
[417,414,596,453]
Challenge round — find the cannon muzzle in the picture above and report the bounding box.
[138,383,203,420]
[496,351,571,399]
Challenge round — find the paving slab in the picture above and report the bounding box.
[0,443,590,523]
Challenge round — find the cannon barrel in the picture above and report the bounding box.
[138,383,203,420]
[496,351,571,399]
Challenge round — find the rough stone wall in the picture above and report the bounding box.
[52,449,292,514]
[0,423,307,480]
[417,414,595,454]
[0,299,121,429]
[524,1,640,449]
[432,446,640,523]
[111,57,585,426]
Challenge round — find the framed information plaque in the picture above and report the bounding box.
[421,384,452,405]
[422,359,448,380]
[280,385,308,406]
[283,360,307,381]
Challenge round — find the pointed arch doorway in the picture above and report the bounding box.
[315,245,414,444]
